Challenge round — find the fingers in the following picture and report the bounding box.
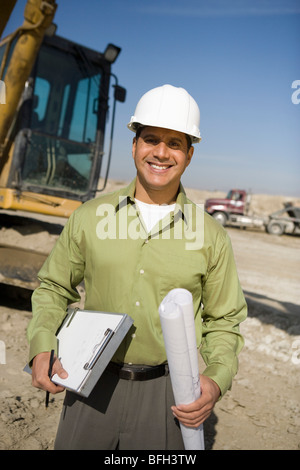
[171,375,221,428]
[52,358,68,380]
[171,399,211,428]
[31,351,67,394]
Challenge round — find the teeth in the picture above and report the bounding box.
[149,163,169,170]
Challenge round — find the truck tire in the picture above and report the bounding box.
[212,211,228,226]
[266,220,285,235]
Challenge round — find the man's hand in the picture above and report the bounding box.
[31,351,68,394]
[171,375,221,428]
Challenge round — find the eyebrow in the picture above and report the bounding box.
[141,132,184,144]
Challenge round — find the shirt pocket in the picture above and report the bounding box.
[158,250,205,304]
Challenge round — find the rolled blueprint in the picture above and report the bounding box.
[159,288,205,450]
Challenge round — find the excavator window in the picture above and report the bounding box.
[12,38,106,199]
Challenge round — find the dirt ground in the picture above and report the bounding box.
[0,181,299,450]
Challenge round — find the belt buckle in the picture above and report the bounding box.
[108,362,168,381]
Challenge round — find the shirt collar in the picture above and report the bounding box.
[115,178,190,226]
[115,178,136,212]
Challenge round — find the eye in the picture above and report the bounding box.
[144,136,158,145]
[169,140,182,149]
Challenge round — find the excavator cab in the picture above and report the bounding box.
[0,1,126,289]
[0,34,125,216]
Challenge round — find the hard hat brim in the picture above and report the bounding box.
[127,119,201,143]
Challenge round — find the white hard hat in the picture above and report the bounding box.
[127,84,201,143]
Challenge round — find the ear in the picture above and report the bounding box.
[186,146,194,167]
[132,137,137,159]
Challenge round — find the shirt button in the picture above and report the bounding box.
[135,301,140,306]
[140,269,144,274]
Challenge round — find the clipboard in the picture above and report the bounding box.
[50,308,133,397]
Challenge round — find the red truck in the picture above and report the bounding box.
[204,189,251,226]
[205,189,300,235]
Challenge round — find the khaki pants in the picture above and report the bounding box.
[54,368,184,450]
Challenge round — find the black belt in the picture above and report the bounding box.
[107,362,169,381]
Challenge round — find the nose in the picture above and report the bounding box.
[153,141,169,159]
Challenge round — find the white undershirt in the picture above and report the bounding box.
[135,198,176,233]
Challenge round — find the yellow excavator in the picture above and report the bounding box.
[0,0,126,289]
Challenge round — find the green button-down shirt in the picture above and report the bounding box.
[27,179,247,396]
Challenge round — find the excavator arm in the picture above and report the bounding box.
[0,0,57,157]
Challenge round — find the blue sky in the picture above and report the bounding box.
[3,0,300,196]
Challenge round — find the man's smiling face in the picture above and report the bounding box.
[132,126,194,204]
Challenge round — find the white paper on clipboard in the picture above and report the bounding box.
[51,308,133,397]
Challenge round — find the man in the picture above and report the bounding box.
[27,84,247,449]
